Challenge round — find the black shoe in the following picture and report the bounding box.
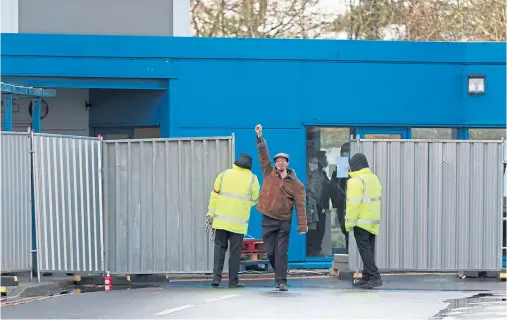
[358,278,383,289]
[352,278,369,287]
[278,283,288,291]
[211,281,220,287]
[229,283,245,288]
[368,278,383,288]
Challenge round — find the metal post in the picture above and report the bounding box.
[30,129,42,283]
[29,128,38,281]
[31,98,41,133]
[97,135,106,274]
[3,94,13,131]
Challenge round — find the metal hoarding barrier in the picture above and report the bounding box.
[0,131,32,273]
[102,137,234,274]
[32,133,104,274]
[348,139,504,272]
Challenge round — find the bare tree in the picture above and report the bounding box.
[191,0,334,38]
[331,0,506,41]
[463,0,506,41]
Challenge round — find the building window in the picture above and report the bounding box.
[468,128,506,140]
[306,127,351,257]
[411,128,460,139]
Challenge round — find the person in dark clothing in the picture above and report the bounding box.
[330,142,351,253]
[345,153,383,289]
[306,151,332,256]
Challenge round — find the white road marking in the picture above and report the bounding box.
[154,304,196,316]
[204,294,240,304]
[153,294,239,316]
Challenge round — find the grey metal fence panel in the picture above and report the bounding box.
[349,139,503,272]
[32,133,104,273]
[0,131,32,273]
[103,137,234,274]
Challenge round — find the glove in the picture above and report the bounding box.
[205,215,215,242]
[205,215,213,231]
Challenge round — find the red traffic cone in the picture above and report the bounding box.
[104,271,112,291]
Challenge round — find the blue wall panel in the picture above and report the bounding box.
[170,60,505,130]
[173,60,304,129]
[300,62,466,126]
[2,33,504,64]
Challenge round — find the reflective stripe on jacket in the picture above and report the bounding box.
[344,167,382,235]
[206,165,260,235]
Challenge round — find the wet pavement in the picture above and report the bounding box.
[1,275,74,301]
[431,293,506,320]
[1,276,505,319]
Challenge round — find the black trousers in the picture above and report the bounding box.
[354,227,380,280]
[262,215,291,285]
[213,229,244,285]
[306,205,326,255]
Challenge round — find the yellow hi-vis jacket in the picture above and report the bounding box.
[345,168,382,235]
[206,165,260,235]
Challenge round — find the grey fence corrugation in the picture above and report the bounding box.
[103,137,234,274]
[32,133,104,273]
[0,132,32,273]
[348,139,504,272]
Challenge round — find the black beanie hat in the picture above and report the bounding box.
[349,153,369,172]
[234,153,252,170]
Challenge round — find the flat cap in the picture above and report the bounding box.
[273,152,289,162]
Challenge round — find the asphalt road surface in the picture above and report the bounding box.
[2,277,505,319]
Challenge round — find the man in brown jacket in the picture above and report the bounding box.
[255,124,308,291]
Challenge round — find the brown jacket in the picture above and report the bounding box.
[256,136,308,233]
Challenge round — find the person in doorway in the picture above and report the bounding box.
[331,142,351,253]
[255,124,308,292]
[205,153,260,288]
[345,152,383,288]
[306,151,332,256]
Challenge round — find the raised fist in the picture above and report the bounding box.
[255,124,263,137]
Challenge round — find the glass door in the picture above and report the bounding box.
[356,127,409,139]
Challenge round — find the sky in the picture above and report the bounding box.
[317,0,348,15]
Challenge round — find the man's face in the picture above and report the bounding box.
[275,157,288,171]
[309,157,319,171]
[318,157,328,168]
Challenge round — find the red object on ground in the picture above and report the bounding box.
[242,239,264,253]
[104,272,112,291]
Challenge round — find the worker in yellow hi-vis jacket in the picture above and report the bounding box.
[345,152,383,289]
[205,153,260,288]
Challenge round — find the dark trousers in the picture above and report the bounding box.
[262,215,291,285]
[306,205,326,255]
[213,229,244,285]
[354,227,380,280]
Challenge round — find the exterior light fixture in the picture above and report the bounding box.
[468,75,485,95]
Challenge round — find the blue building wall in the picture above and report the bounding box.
[1,33,506,265]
